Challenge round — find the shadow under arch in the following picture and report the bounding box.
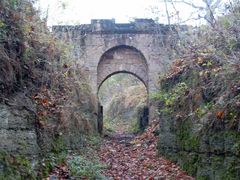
[97,70,148,95]
[97,45,149,91]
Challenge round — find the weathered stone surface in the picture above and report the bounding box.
[53,19,181,122]
[97,46,148,88]
[0,104,40,156]
[157,60,240,179]
[0,129,39,155]
[0,105,34,130]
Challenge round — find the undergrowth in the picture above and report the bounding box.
[66,134,106,179]
[0,150,37,180]
[67,154,107,179]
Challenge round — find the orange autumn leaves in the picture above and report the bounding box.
[216,110,224,120]
[32,91,58,127]
[33,93,51,107]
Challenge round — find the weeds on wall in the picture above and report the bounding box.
[151,82,188,114]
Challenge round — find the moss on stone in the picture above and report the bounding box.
[196,176,209,180]
[220,156,240,180]
[176,119,200,152]
[0,151,37,179]
[224,131,240,156]
[181,152,200,176]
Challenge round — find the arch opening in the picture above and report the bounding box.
[97,45,149,134]
[97,45,148,90]
[97,70,148,94]
[98,73,148,134]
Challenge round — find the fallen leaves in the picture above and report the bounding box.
[42,98,49,106]
[44,120,194,179]
[45,163,70,180]
[216,110,224,120]
[98,120,194,179]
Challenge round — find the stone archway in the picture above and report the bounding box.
[97,45,149,133]
[54,19,178,131]
[98,71,148,93]
[97,45,148,90]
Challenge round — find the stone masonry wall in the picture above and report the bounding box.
[53,19,181,120]
[0,94,40,157]
[97,45,148,88]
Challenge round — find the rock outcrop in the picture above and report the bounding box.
[0,1,98,178]
[156,57,240,179]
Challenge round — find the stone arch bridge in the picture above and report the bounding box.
[53,19,181,132]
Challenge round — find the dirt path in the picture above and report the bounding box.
[98,121,194,180]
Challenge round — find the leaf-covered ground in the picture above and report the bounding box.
[98,120,194,179]
[46,120,194,179]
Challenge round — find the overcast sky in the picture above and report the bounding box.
[36,0,228,26]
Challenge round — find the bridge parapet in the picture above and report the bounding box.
[52,18,180,34]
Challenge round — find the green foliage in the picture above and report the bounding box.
[104,117,139,134]
[63,135,105,179]
[220,159,240,180]
[129,120,141,134]
[224,131,240,156]
[0,20,5,28]
[219,16,231,29]
[0,0,52,94]
[226,111,238,125]
[67,155,106,179]
[0,151,36,180]
[151,82,188,101]
[195,103,213,118]
[103,118,115,132]
[82,134,102,150]
[151,82,188,113]
[202,60,213,67]
[40,152,67,177]
[40,137,67,177]
[2,0,18,10]
[41,135,103,178]
[51,137,67,154]
[176,120,200,152]
[181,152,199,176]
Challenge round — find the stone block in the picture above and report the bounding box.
[0,129,40,155]
[0,105,34,130]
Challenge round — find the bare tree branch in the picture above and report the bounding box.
[164,0,171,25]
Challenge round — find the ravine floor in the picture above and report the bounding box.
[98,121,194,180]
